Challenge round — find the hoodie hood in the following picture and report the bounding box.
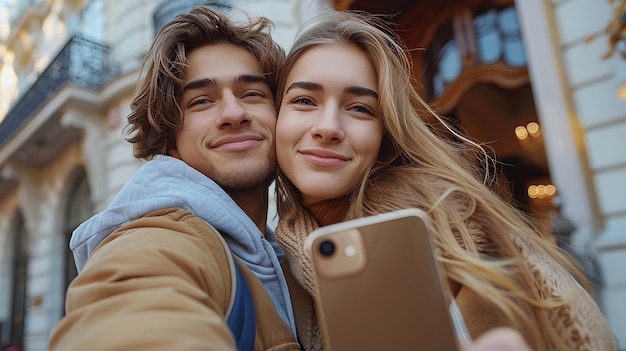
[70,154,296,335]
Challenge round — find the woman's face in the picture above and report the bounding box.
[277,43,383,205]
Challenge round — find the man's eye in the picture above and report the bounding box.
[243,90,264,98]
[190,98,210,106]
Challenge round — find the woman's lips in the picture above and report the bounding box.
[299,149,349,166]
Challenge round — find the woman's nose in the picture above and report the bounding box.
[310,106,344,142]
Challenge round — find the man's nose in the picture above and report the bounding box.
[216,92,249,128]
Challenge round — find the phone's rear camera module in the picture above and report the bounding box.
[319,240,336,257]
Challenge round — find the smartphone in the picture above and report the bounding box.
[305,208,471,351]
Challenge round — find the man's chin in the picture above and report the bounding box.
[214,164,275,191]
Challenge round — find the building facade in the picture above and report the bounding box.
[0,0,624,349]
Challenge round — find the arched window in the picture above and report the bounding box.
[63,168,93,292]
[423,4,526,100]
[9,211,27,348]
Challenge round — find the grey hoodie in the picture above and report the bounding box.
[70,154,296,336]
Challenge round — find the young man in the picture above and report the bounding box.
[49,7,299,350]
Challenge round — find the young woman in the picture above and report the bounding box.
[274,10,616,351]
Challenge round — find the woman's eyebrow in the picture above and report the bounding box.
[344,86,378,99]
[285,81,323,93]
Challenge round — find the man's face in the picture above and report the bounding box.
[170,43,277,191]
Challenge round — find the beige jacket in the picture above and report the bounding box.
[49,208,301,351]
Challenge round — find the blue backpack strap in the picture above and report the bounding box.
[226,257,257,350]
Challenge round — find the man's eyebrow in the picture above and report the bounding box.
[236,74,269,85]
[183,75,268,93]
[344,86,378,99]
[285,81,323,93]
[183,78,215,93]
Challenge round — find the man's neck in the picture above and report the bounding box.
[228,186,269,236]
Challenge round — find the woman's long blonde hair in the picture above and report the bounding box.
[275,10,589,351]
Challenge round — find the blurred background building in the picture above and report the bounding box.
[0,0,624,349]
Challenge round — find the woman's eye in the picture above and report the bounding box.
[351,104,375,115]
[291,96,314,105]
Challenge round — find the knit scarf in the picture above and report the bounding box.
[275,204,324,350]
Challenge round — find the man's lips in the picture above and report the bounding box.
[299,148,350,166]
[211,135,263,152]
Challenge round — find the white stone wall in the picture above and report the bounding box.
[2,141,85,350]
[558,0,626,346]
[0,1,147,348]
[104,0,158,74]
[519,0,626,347]
[233,0,331,50]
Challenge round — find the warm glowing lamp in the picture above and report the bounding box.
[617,74,626,100]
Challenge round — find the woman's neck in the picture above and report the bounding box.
[307,196,350,227]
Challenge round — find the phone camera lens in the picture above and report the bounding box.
[319,240,335,257]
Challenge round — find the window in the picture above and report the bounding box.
[424,4,526,99]
[9,211,27,348]
[63,168,93,293]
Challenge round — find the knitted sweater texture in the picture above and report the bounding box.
[275,205,617,351]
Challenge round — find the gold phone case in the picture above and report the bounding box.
[305,208,463,351]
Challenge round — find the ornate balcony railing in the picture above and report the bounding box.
[153,0,232,36]
[0,35,119,149]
